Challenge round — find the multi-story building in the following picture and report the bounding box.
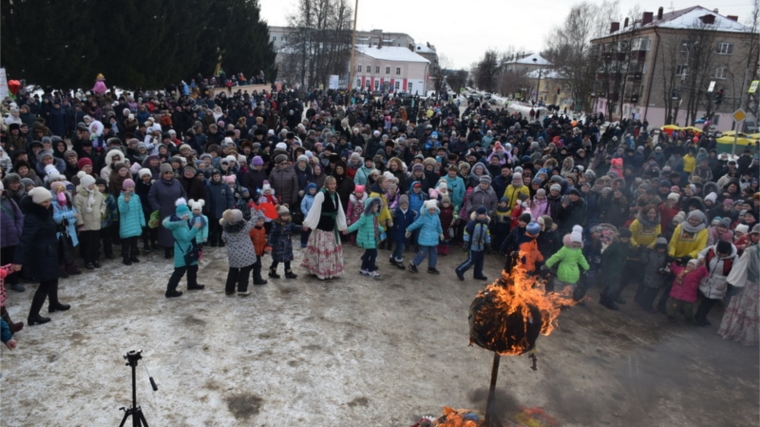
[590,6,758,131]
[353,45,430,94]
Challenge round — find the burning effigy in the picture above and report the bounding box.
[410,246,573,427]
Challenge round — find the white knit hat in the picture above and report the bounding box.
[80,174,96,188]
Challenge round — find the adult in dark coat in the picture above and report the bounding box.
[178,166,207,204]
[12,189,71,326]
[333,161,355,212]
[269,154,299,209]
[149,163,187,257]
[0,184,25,292]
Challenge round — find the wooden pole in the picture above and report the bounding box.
[484,353,501,427]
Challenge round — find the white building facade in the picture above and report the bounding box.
[353,46,430,94]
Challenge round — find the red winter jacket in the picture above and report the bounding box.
[669,262,708,303]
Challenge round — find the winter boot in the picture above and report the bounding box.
[269,267,280,279]
[47,283,71,313]
[285,270,298,279]
[1,306,23,333]
[122,256,132,266]
[28,290,50,325]
[59,264,70,278]
[186,265,205,290]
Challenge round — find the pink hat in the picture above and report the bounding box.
[670,185,680,193]
[122,179,135,190]
[224,175,236,184]
[354,184,365,193]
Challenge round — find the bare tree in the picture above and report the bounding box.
[682,20,719,125]
[744,0,760,120]
[474,50,500,92]
[543,0,620,112]
[658,35,684,124]
[283,0,353,88]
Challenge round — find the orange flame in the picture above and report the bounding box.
[469,243,575,356]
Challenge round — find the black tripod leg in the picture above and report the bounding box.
[119,410,130,427]
[136,408,149,427]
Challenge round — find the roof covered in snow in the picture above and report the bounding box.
[414,44,436,54]
[505,53,551,66]
[356,46,430,63]
[526,69,565,79]
[598,5,751,40]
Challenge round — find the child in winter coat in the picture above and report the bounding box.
[188,199,209,245]
[268,205,298,279]
[221,208,258,296]
[75,174,106,269]
[248,210,270,286]
[346,184,366,245]
[259,181,279,205]
[532,188,550,218]
[510,193,531,228]
[347,197,384,278]
[368,175,393,232]
[636,237,670,312]
[300,183,317,247]
[162,198,205,298]
[406,199,443,275]
[50,181,81,277]
[408,181,426,215]
[455,206,491,281]
[117,179,146,265]
[667,259,708,322]
[544,227,590,293]
[390,194,416,269]
[97,177,118,260]
[437,196,455,256]
[236,187,254,221]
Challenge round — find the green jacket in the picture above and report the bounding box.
[545,245,590,284]
[347,198,384,249]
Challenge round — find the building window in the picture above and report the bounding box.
[680,40,690,52]
[395,81,400,90]
[671,88,681,99]
[713,67,728,79]
[396,67,401,75]
[716,43,734,55]
[385,67,390,74]
[374,80,379,90]
[357,65,362,72]
[408,82,414,93]
[356,77,361,87]
[375,66,380,73]
[676,64,688,76]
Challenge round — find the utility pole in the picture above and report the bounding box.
[347,0,359,93]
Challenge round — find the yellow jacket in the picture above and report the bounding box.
[668,223,708,259]
[682,154,696,173]
[369,190,391,228]
[503,184,530,214]
[629,219,660,249]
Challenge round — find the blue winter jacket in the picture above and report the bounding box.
[406,205,442,247]
[118,192,147,238]
[206,179,234,219]
[464,218,491,252]
[162,215,201,268]
[301,193,316,216]
[407,182,426,214]
[52,197,79,246]
[391,206,416,242]
[442,175,465,210]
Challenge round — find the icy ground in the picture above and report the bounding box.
[1,244,757,426]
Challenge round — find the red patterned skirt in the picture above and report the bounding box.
[300,229,344,279]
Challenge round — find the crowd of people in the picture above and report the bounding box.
[0,82,758,353]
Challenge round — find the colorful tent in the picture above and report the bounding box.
[715,134,759,154]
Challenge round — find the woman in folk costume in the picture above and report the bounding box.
[718,224,760,346]
[301,176,348,280]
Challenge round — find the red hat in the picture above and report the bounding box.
[77,157,93,170]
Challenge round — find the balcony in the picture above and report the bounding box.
[602,52,627,61]
[626,94,640,103]
[631,72,643,81]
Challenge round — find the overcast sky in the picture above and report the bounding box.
[258,0,756,68]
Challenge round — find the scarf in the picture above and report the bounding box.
[85,188,95,212]
[57,191,67,206]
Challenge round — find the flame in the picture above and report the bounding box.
[469,243,575,356]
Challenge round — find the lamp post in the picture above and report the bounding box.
[532,57,542,105]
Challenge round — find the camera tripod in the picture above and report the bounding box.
[119,350,157,427]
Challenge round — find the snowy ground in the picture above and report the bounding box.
[1,243,758,426]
